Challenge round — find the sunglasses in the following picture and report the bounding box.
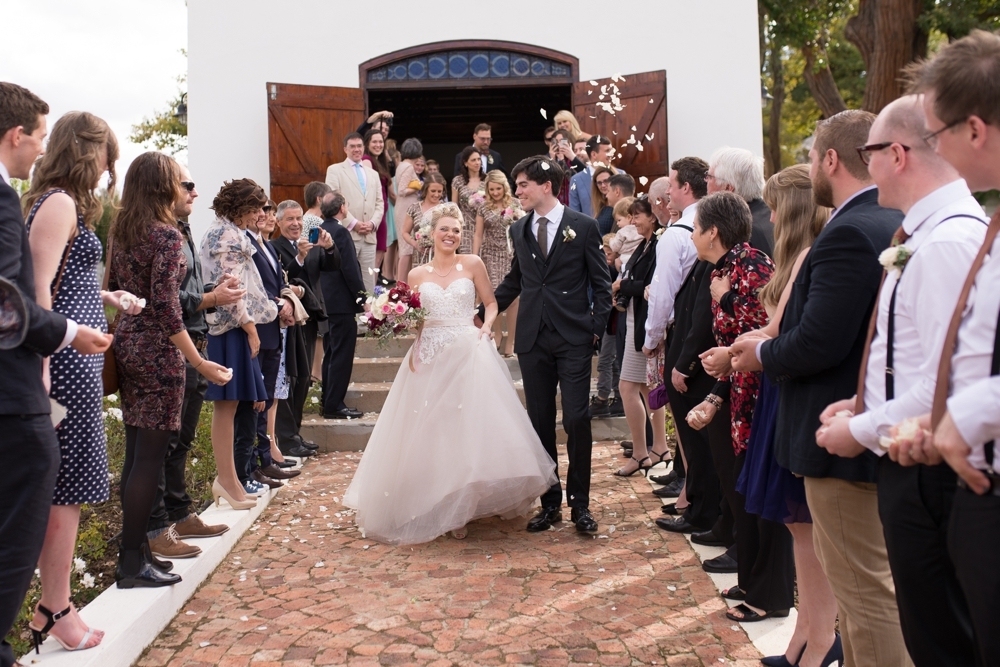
[180,181,196,192]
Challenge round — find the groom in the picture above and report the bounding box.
[487,155,612,533]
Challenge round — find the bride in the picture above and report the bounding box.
[343,203,557,544]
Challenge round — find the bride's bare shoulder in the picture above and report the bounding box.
[407,266,428,287]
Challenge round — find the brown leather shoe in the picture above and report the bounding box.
[149,525,202,559]
[260,463,301,480]
[173,513,229,539]
[252,469,284,489]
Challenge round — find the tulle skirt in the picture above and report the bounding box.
[343,326,557,545]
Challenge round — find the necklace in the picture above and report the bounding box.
[427,257,463,276]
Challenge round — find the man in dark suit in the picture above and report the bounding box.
[452,123,506,182]
[731,110,908,666]
[487,155,612,534]
[318,192,366,420]
[0,82,112,667]
[271,198,339,455]
[707,146,774,256]
[241,210,294,485]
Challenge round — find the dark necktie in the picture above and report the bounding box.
[537,216,549,259]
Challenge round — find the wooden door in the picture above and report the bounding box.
[572,70,667,193]
[267,82,365,206]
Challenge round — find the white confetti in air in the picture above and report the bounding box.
[540,108,547,119]
[649,98,655,103]
[587,90,592,95]
[540,162,551,170]
[646,133,655,141]
[456,263,463,271]
[612,131,617,135]
[631,125,637,131]
[636,144,643,152]
[639,176,649,186]
[589,80,598,86]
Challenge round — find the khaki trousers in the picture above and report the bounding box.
[804,477,913,667]
[355,239,376,293]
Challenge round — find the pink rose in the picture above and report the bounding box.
[394,302,406,314]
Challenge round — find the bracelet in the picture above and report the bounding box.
[705,394,722,409]
[194,358,205,369]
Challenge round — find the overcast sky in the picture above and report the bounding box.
[1,0,187,189]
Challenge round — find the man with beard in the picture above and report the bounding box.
[730,110,910,666]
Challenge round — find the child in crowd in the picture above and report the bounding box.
[592,232,624,419]
[609,196,640,269]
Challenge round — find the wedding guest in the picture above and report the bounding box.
[902,30,1000,665]
[554,109,591,141]
[147,166,243,562]
[423,159,438,176]
[707,147,774,256]
[402,173,448,265]
[325,133,383,292]
[569,134,615,216]
[319,192,365,420]
[199,178,278,510]
[0,82,112,667]
[109,152,231,588]
[729,110,907,666]
[452,123,505,183]
[589,165,616,236]
[548,128,586,206]
[472,170,522,354]
[709,165,832,666]
[22,110,125,652]
[299,180,333,398]
[592,232,623,419]
[363,128,392,281]
[573,138,589,164]
[394,138,423,280]
[272,198,337,459]
[815,96,988,666]
[606,173,635,215]
[613,197,669,477]
[452,146,483,254]
[414,156,427,182]
[542,126,555,149]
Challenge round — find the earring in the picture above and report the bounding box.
[710,241,714,249]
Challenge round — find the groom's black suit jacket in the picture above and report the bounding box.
[761,188,901,482]
[493,207,612,353]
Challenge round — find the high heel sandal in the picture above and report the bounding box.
[28,604,99,653]
[614,456,651,477]
[213,478,258,510]
[649,449,672,467]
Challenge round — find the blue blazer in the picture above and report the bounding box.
[568,168,592,216]
[245,231,284,350]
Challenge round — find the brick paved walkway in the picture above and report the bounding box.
[141,444,763,666]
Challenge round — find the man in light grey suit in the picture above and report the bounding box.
[325,132,383,291]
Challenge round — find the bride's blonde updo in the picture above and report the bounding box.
[429,202,464,230]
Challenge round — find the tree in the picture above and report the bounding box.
[129,89,187,155]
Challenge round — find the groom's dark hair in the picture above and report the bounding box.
[511,155,565,194]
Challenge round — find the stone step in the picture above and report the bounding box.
[300,412,630,452]
[346,378,601,413]
[350,353,599,385]
[355,334,415,358]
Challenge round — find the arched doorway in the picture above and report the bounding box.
[267,40,667,205]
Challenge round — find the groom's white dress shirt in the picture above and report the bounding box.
[531,201,564,256]
[849,180,988,454]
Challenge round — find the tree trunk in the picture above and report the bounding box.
[845,0,927,113]
[801,44,848,118]
[766,43,785,177]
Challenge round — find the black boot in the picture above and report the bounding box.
[116,545,182,589]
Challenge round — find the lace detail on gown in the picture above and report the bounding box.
[416,278,477,366]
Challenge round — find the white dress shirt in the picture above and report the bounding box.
[643,201,699,349]
[849,180,988,453]
[530,201,565,256]
[947,226,1000,472]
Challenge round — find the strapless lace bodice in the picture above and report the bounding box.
[415,278,477,365]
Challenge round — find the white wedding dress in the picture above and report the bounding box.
[343,277,557,545]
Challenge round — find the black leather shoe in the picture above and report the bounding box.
[252,469,284,489]
[702,553,738,573]
[324,408,363,419]
[691,530,728,547]
[650,470,678,486]
[281,444,315,458]
[655,516,701,533]
[301,440,320,451]
[571,508,598,533]
[526,507,562,532]
[274,459,297,468]
[660,503,690,516]
[117,548,181,589]
[653,478,684,498]
[260,463,301,479]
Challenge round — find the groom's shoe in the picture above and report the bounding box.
[571,508,598,534]
[526,507,562,532]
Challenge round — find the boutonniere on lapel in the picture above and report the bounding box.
[654,227,665,239]
[562,227,576,243]
[488,154,494,165]
[877,240,912,277]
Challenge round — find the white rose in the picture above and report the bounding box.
[877,246,899,273]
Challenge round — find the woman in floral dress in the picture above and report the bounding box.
[451,146,483,254]
[402,173,448,266]
[472,170,522,354]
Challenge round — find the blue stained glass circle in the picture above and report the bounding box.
[531,60,550,76]
[428,56,447,79]
[408,59,426,79]
[390,64,407,80]
[491,53,509,77]
[449,53,468,78]
[469,53,489,78]
[511,56,530,77]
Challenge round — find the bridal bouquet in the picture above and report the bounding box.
[359,282,426,347]
[468,190,487,208]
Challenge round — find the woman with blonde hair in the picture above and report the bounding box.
[472,170,523,354]
[23,111,136,651]
[554,110,591,141]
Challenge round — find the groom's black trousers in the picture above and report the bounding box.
[518,324,594,510]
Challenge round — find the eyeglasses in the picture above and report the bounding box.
[180,181,196,192]
[262,205,273,212]
[704,172,715,182]
[856,142,911,166]
[922,117,967,148]
[595,178,611,188]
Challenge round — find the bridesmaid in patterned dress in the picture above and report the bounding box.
[402,173,447,266]
[23,112,131,652]
[109,152,231,589]
[451,146,483,254]
[472,170,522,354]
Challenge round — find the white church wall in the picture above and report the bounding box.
[188,0,762,238]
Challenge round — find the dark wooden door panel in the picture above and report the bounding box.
[267,82,365,206]
[573,71,667,193]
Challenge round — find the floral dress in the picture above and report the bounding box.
[408,202,436,265]
[110,223,188,431]
[710,242,774,455]
[478,202,523,288]
[451,175,482,254]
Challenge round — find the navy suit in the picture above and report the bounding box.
[0,179,69,667]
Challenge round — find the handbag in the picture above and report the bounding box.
[99,238,119,396]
